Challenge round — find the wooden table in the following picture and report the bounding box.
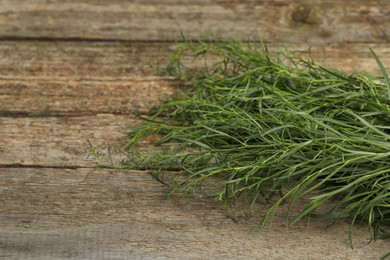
[0,1,389,259]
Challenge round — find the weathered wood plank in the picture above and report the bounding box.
[0,2,388,259]
[1,42,390,168]
[0,1,389,44]
[0,168,388,259]
[0,115,139,167]
[0,77,178,116]
[1,41,389,118]
[0,41,169,77]
[0,41,390,78]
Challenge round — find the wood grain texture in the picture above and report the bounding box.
[0,41,169,77]
[0,115,137,167]
[0,76,178,116]
[0,1,390,44]
[0,168,389,259]
[1,1,390,257]
[1,41,390,173]
[1,41,390,78]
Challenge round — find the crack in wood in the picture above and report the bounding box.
[0,164,82,169]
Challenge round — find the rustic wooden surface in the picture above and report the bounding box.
[1,0,390,44]
[1,1,389,259]
[1,168,389,259]
[0,115,139,167]
[0,76,177,116]
[2,41,390,77]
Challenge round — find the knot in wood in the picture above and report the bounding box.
[291,6,311,24]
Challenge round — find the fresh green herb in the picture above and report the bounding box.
[123,38,390,246]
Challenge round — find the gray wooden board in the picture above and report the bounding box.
[1,2,390,258]
[0,76,178,116]
[1,1,390,44]
[1,41,390,77]
[0,168,389,259]
[0,115,143,168]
